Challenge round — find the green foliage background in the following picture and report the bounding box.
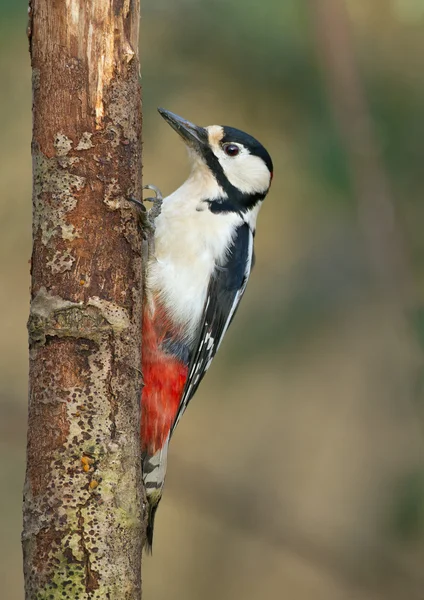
[1,1,424,598]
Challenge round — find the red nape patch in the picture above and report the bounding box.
[141,306,188,455]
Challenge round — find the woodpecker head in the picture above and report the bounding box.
[158,108,273,213]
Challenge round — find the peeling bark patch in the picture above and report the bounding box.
[85,5,115,126]
[32,145,85,245]
[76,132,94,150]
[87,296,130,331]
[29,287,130,347]
[55,133,73,156]
[61,223,80,241]
[47,249,76,274]
[104,177,122,210]
[30,287,83,319]
[107,79,139,143]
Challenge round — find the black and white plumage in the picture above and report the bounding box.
[140,108,273,550]
[171,221,254,434]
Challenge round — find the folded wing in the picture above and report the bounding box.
[170,222,254,436]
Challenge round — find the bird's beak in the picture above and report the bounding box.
[158,108,208,152]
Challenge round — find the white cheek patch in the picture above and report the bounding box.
[221,152,271,194]
[206,128,271,195]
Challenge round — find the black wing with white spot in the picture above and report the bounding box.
[170,222,254,436]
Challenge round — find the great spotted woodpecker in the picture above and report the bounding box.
[139,109,273,550]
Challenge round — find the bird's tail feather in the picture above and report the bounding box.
[142,436,169,553]
[145,495,160,553]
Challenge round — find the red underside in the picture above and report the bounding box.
[141,304,188,456]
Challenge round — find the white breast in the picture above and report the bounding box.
[147,170,243,342]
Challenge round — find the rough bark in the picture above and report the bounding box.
[23,1,144,599]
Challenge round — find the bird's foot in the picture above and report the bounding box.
[127,184,163,236]
[143,184,163,220]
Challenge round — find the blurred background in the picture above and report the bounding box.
[2,0,424,598]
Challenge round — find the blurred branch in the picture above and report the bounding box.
[23,1,144,598]
[308,0,414,305]
[308,0,424,562]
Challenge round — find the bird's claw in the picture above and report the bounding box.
[143,184,163,202]
[127,184,163,236]
[143,184,163,221]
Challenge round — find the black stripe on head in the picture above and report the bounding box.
[221,126,273,176]
[199,126,272,214]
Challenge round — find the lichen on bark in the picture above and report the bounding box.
[23,1,144,599]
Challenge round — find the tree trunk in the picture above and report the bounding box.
[23,2,144,599]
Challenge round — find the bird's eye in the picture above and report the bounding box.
[223,143,240,157]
